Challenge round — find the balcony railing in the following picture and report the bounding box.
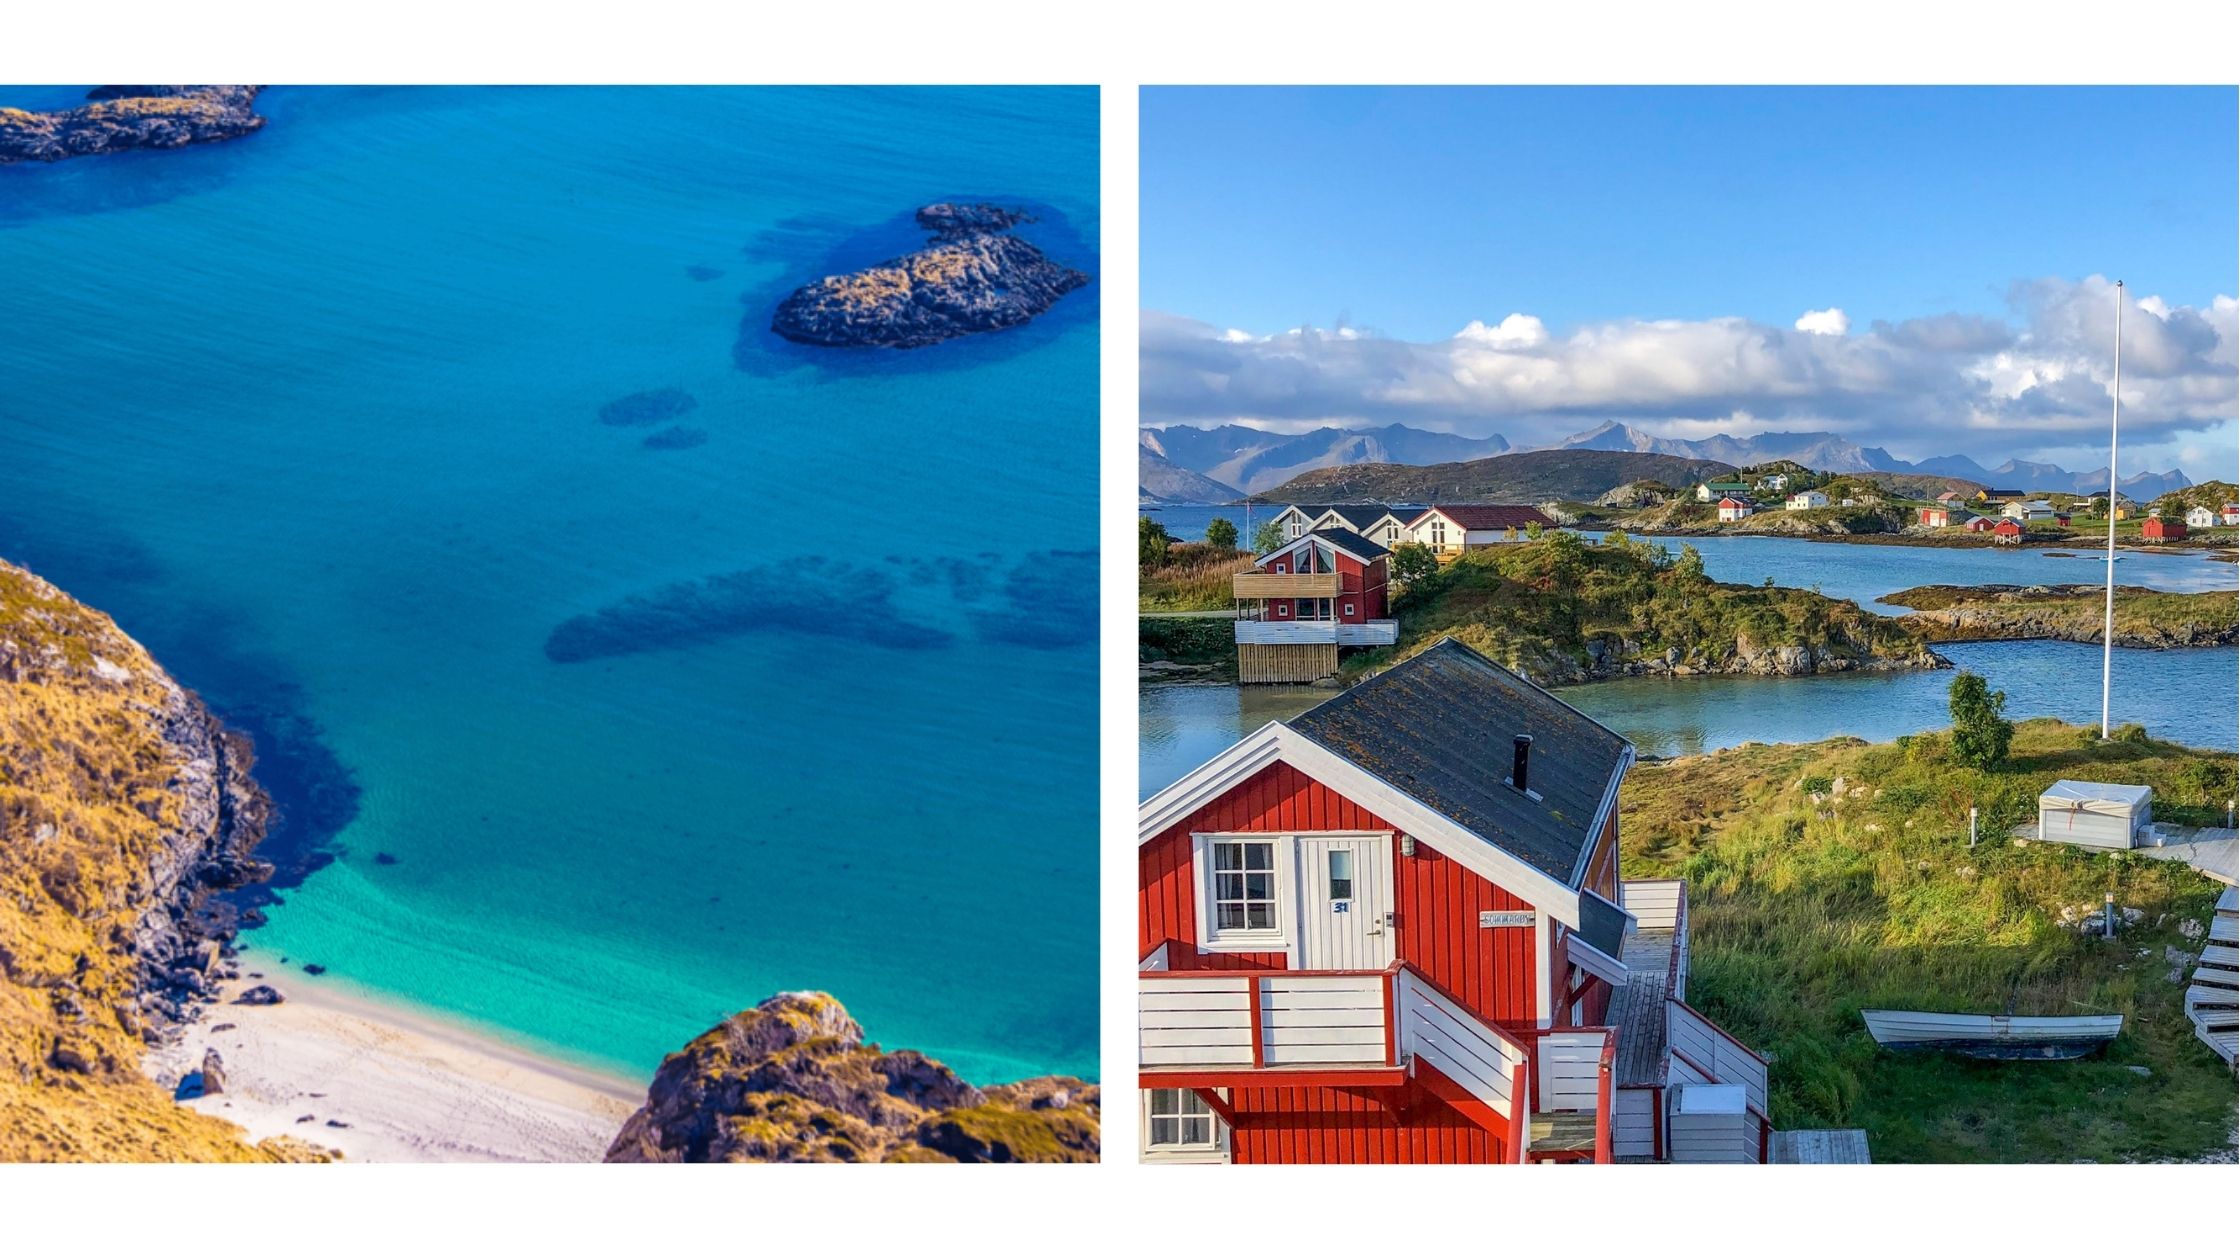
[1139,967,1399,1077]
[1234,618,1398,647]
[1233,571,1342,599]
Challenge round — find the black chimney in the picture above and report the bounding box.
[1512,734,1533,793]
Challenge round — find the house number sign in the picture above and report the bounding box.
[1478,910,1534,928]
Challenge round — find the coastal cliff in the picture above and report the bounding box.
[0,86,265,165]
[1885,583,2239,648]
[1350,533,1947,687]
[771,203,1091,349]
[0,557,316,1160]
[604,991,1098,1163]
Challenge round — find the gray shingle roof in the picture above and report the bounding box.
[1316,504,1395,532]
[1283,638,1631,885]
[1305,528,1389,561]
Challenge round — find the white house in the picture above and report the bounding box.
[2037,781,2152,851]
[2184,505,2217,528]
[1405,504,1556,554]
[1695,480,1752,503]
[2004,499,2057,521]
[1306,504,1400,541]
[1266,505,1330,542]
[2222,504,2239,526]
[1785,490,1829,511]
[1757,473,1790,492]
[1717,496,1755,522]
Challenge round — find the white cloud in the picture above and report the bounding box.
[1794,307,1850,336]
[1138,276,2238,475]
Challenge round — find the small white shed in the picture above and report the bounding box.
[2037,781,2152,850]
[1666,1083,1751,1163]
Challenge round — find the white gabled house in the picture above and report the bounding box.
[2184,505,2217,528]
[1784,490,1829,511]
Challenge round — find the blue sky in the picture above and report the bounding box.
[1140,87,2237,480]
[1143,86,2236,339]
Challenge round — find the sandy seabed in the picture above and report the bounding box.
[144,958,645,1163]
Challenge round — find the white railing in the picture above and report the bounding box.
[1138,971,1394,1070]
[1335,620,1399,646]
[1234,619,1397,646]
[1536,1029,1608,1112]
[1395,969,1530,1121]
[1667,1000,1767,1117]
[1623,878,1690,1000]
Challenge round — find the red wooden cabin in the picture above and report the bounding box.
[1138,639,1770,1164]
[1231,529,1399,684]
[2142,515,2187,541]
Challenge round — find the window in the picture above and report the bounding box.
[1343,602,1355,617]
[1430,519,1447,547]
[1210,841,1276,932]
[1142,1089,1226,1162]
[1273,560,1287,573]
[1327,849,1353,901]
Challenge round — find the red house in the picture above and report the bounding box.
[2142,515,2187,542]
[1232,529,1398,683]
[1917,506,1951,528]
[1963,515,1995,533]
[1992,519,2023,545]
[1138,640,1770,1164]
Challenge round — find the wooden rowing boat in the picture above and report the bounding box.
[1861,1009,2122,1060]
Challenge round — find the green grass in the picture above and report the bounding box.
[1622,719,2237,1162]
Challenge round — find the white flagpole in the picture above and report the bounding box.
[2100,280,2123,739]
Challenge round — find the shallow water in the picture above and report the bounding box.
[1,86,1099,1084]
[1141,641,2238,795]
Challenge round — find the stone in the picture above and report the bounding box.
[199,1048,227,1095]
[236,985,285,1006]
[771,204,1089,349]
[1,87,266,165]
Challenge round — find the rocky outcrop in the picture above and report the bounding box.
[771,203,1090,349]
[1509,632,1949,687]
[1,557,311,1160]
[1885,583,2238,648]
[603,992,1098,1163]
[1,87,265,165]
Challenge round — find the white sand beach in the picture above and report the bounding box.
[144,965,646,1163]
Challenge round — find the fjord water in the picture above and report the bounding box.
[0,88,1098,1084]
[1143,640,2239,795]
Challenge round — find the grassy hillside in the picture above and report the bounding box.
[2149,480,2237,515]
[1621,720,2237,1162]
[1346,532,1942,685]
[1140,540,1253,612]
[1256,449,1738,506]
[1,559,320,1161]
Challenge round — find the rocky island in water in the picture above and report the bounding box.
[771,202,1091,348]
[0,86,265,165]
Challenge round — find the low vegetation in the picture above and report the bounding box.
[1344,532,1940,684]
[1886,583,2238,648]
[1139,538,1254,613]
[1621,718,2237,1162]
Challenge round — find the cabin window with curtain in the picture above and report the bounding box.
[1211,841,1277,932]
[1142,1088,1225,1161]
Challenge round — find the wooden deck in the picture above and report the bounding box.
[2187,886,2237,1066]
[1771,1129,1872,1164]
[1527,1111,1598,1154]
[1610,924,1677,1086]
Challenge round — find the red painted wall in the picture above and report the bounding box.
[1393,837,1540,1029]
[1228,1082,1510,1164]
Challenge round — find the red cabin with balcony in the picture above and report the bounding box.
[1138,639,1772,1164]
[1231,529,1399,684]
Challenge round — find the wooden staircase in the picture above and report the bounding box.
[2186,886,2237,1067]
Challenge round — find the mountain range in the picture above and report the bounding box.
[1137,420,2193,503]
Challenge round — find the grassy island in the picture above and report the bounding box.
[1885,583,2238,648]
[1347,532,1944,685]
[1622,718,2237,1162]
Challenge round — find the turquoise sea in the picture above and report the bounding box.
[0,87,1099,1085]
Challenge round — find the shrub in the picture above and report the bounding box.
[1203,516,1238,551]
[1949,672,2013,769]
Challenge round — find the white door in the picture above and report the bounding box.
[1295,835,1394,970]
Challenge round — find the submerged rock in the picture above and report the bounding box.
[1,87,265,165]
[544,557,955,662]
[771,203,1090,349]
[641,425,709,451]
[603,991,1097,1163]
[236,985,285,1006]
[597,387,697,428]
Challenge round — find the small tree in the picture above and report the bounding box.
[1251,519,1284,556]
[1139,515,1171,567]
[1204,516,1240,552]
[1390,541,1437,586]
[1949,671,2013,769]
[1673,544,1705,582]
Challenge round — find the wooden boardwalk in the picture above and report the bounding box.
[1771,1129,1872,1163]
[1610,923,1677,1086]
[2186,886,2237,1066]
[2141,825,2237,886]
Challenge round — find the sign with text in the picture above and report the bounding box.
[1478,910,1535,929]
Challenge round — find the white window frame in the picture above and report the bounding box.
[1192,833,1291,952]
[1191,831,1391,962]
[1140,1088,1230,1164]
[1343,601,1355,618]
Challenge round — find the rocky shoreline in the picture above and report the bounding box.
[1514,634,1950,688]
[771,202,1091,349]
[1885,583,2238,649]
[1,86,265,166]
[604,991,1098,1163]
